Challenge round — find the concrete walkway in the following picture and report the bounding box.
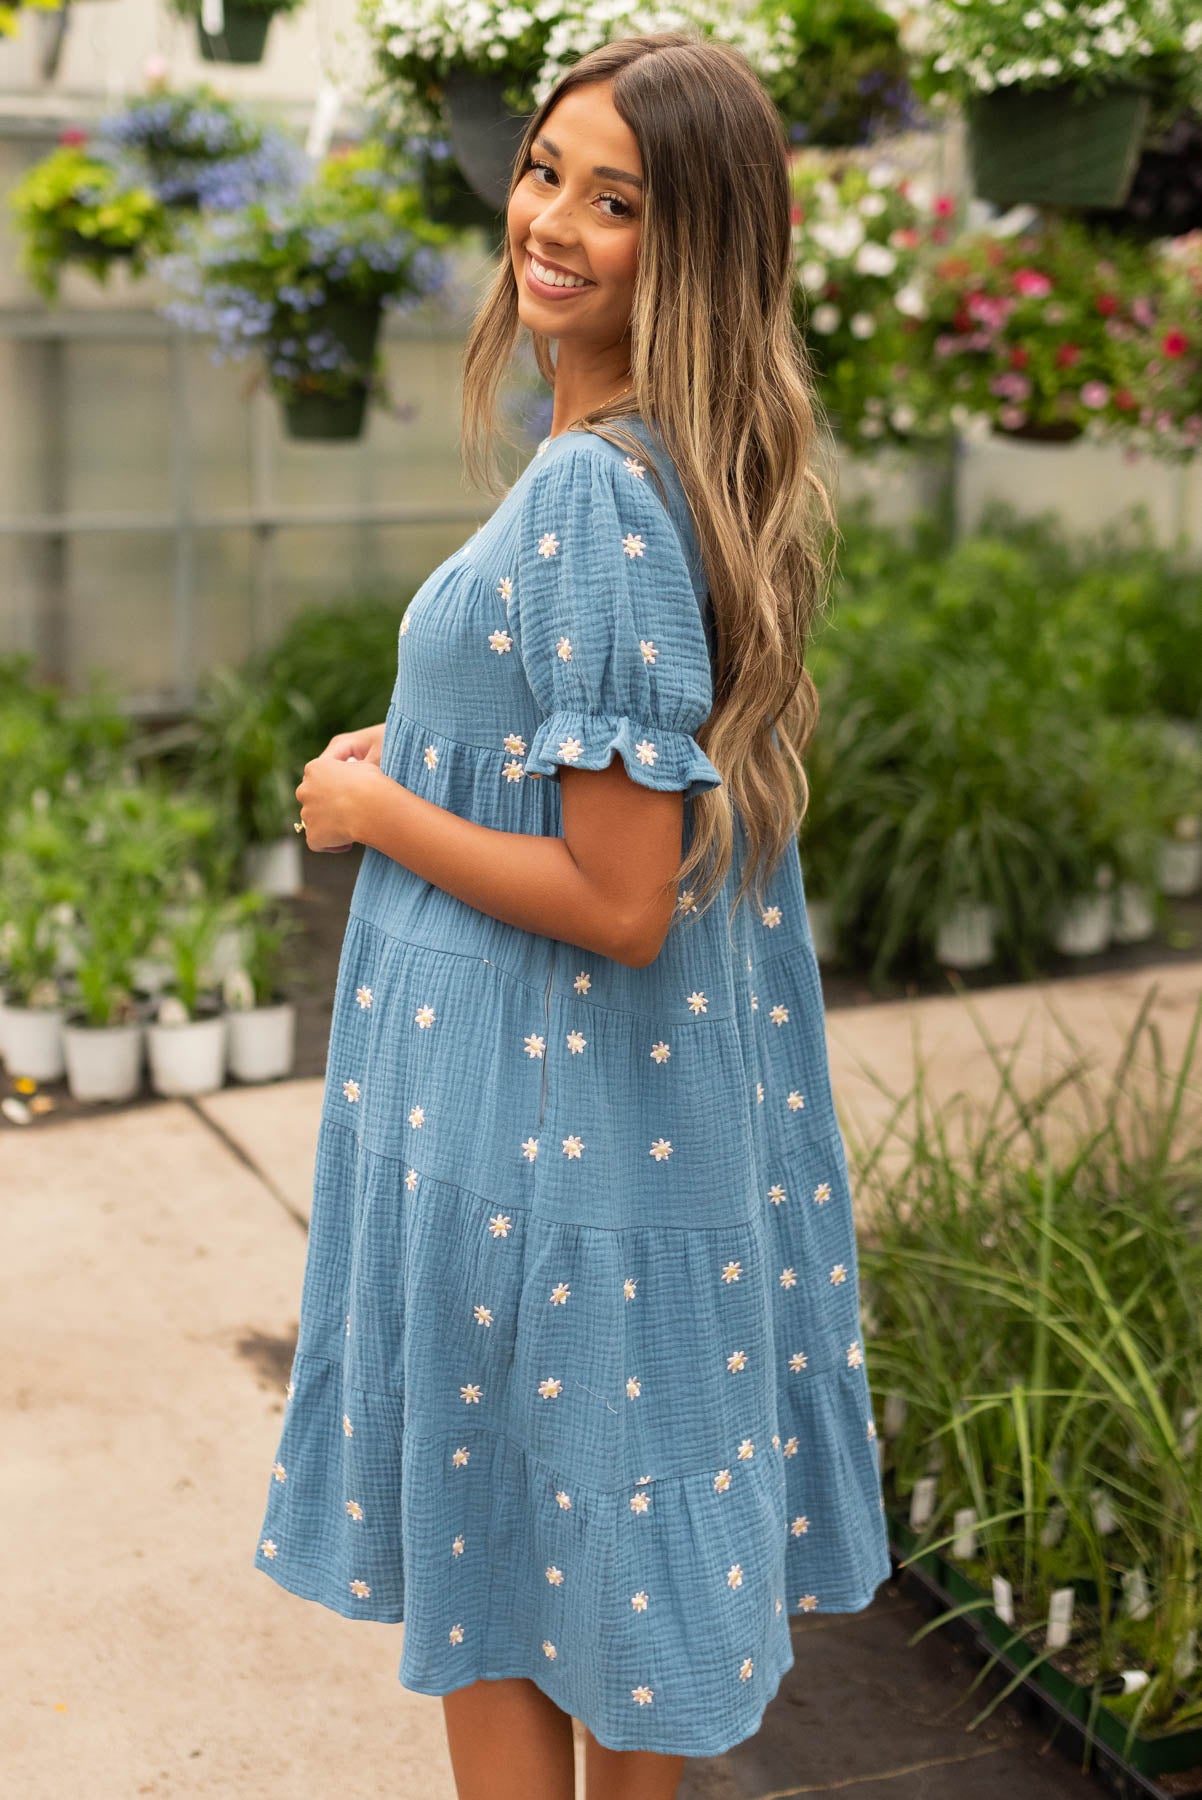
[5,960,1200,1798]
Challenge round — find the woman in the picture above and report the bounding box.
[256,30,891,1800]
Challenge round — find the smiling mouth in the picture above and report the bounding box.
[526,252,596,290]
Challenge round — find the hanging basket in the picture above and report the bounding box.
[59,230,137,267]
[441,69,531,211]
[196,3,274,65]
[966,81,1151,210]
[992,418,1083,446]
[277,299,383,443]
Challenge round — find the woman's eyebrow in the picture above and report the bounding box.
[532,133,644,190]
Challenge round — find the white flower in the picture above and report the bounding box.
[810,303,841,334]
[488,628,513,654]
[686,989,708,1014]
[621,532,646,558]
[562,1134,584,1158]
[858,192,887,218]
[650,1137,673,1161]
[650,1041,671,1063]
[894,282,928,319]
[850,312,877,340]
[639,638,657,663]
[798,259,828,292]
[538,531,559,558]
[854,241,897,278]
[558,736,583,764]
[556,636,572,661]
[414,1004,436,1028]
[538,1376,563,1398]
[634,739,658,765]
[810,216,865,259]
[423,744,439,770]
[523,1032,546,1059]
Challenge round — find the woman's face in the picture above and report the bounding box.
[508,80,642,353]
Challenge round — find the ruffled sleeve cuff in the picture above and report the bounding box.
[525,711,723,801]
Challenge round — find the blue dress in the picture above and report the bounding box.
[252,416,891,1757]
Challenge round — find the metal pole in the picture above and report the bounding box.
[167,324,197,708]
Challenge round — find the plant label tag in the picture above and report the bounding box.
[1046,1587,1074,1650]
[909,1476,937,1529]
[991,1575,1014,1625]
[1122,1567,1151,1620]
[1090,1486,1119,1536]
[306,80,343,163]
[952,1507,977,1560]
[201,0,224,34]
[884,1394,907,1438]
[1040,1502,1066,1548]
[1120,1670,1150,1695]
[1173,1629,1198,1681]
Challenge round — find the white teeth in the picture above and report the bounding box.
[531,256,590,289]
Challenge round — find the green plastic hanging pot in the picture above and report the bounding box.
[276,299,384,443]
[197,3,273,65]
[966,81,1151,210]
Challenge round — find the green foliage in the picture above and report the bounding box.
[8,142,174,301]
[188,665,316,848]
[225,889,303,1006]
[761,0,921,147]
[246,596,406,751]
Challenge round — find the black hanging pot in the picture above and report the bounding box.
[197,2,274,65]
[966,80,1150,210]
[276,299,384,443]
[440,70,531,211]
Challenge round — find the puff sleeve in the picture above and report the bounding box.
[509,442,724,802]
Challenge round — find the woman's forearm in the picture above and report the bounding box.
[349,769,638,965]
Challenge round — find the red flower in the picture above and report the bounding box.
[790,203,803,226]
[1054,342,1082,369]
[1162,329,1189,357]
[933,195,956,218]
[1009,346,1031,369]
[1114,387,1138,411]
[1013,268,1053,298]
[1095,292,1119,316]
[59,127,88,147]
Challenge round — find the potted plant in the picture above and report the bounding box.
[156,142,451,441]
[768,0,925,149]
[166,0,306,65]
[1043,715,1163,958]
[0,810,82,1082]
[909,0,1202,210]
[222,893,300,1082]
[61,895,148,1102]
[96,80,306,211]
[188,665,314,896]
[8,132,173,301]
[145,896,231,1097]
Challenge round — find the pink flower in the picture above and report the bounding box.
[967,293,1014,330]
[934,333,961,358]
[1080,381,1110,410]
[998,405,1028,430]
[990,371,1032,402]
[1013,269,1052,298]
[933,195,956,219]
[59,127,88,147]
[1131,296,1155,329]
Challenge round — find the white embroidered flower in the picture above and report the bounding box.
[624,1277,638,1301]
[488,1212,513,1237]
[346,1500,364,1521]
[452,1447,470,1467]
[405,1168,418,1191]
[847,1340,864,1369]
[727,1349,749,1373]
[449,1622,465,1643]
[640,638,657,663]
[626,1376,642,1399]
[813,1181,831,1204]
[461,1383,483,1404]
[424,745,439,770]
[631,1589,649,1610]
[538,531,560,558]
[757,1082,764,1104]
[780,1267,798,1289]
[868,1417,878,1440]
[350,1578,372,1599]
[498,575,513,601]
[355,985,373,1008]
[770,1003,790,1026]
[565,1029,587,1053]
[285,1378,294,1400]
[751,993,759,1011]
[555,1489,572,1509]
[650,1041,670,1063]
[452,1534,465,1556]
[573,970,591,993]
[408,1103,425,1128]
[650,1137,672,1161]
[727,1563,744,1589]
[562,1134,584,1158]
[521,1137,539,1161]
[272,1461,286,1482]
[630,1492,651,1513]
[777,1597,783,1615]
[632,1685,654,1705]
[634,739,658,765]
[546,1565,565,1585]
[503,759,525,783]
[678,888,697,912]
[830,1262,848,1285]
[787,1091,806,1111]
[414,1004,436,1028]
[625,456,646,479]
[556,635,573,661]
[761,905,782,928]
[714,1469,732,1493]
[557,735,583,763]
[783,1436,799,1457]
[549,1282,570,1305]
[260,1538,278,1558]
[538,1376,564,1399]
[737,1439,754,1460]
[542,1640,558,1659]
[622,532,646,558]
[523,1032,546,1059]
[473,1304,493,1326]
[798,1593,818,1612]
[789,1350,808,1372]
[342,1078,360,1103]
[720,1260,743,1283]
[399,614,410,636]
[343,1412,354,1437]
[488,628,513,654]
[791,1515,810,1536]
[635,1474,653,1485]
[503,731,527,754]
[739,1657,754,1680]
[686,989,708,1014]
[768,1183,786,1206]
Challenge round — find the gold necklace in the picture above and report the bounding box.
[547,381,635,440]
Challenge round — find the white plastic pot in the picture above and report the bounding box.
[935,902,997,970]
[244,834,303,898]
[63,1020,144,1103]
[146,1015,228,1097]
[3,1005,66,1081]
[1158,837,1202,897]
[227,1002,296,1083]
[1053,893,1112,956]
[1111,882,1157,944]
[806,897,835,964]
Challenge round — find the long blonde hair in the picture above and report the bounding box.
[460,29,838,928]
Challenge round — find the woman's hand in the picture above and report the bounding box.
[296,748,386,853]
[324,721,387,765]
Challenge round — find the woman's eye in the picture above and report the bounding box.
[524,157,632,219]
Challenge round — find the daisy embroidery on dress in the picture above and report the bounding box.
[347,1500,364,1521]
[546,1565,565,1585]
[686,989,708,1014]
[452,1447,470,1467]
[728,1564,744,1589]
[461,1383,483,1404]
[549,1282,571,1305]
[342,1078,360,1103]
[751,993,759,1011]
[625,456,647,479]
[780,1267,798,1289]
[830,1262,848,1285]
[868,1417,878,1440]
[720,1260,743,1283]
[574,971,592,994]
[737,1438,755,1460]
[473,1304,493,1326]
[650,1041,670,1063]
[424,745,439,770]
[678,889,698,913]
[630,1492,651,1513]
[450,1623,465,1643]
[791,1515,810,1536]
[538,1377,564,1399]
[556,1490,572,1509]
[503,732,527,754]
[408,1104,425,1128]
[632,1685,654,1706]
[566,1030,586,1054]
[488,628,513,654]
[813,1180,831,1204]
[405,1168,418,1191]
[798,1594,819,1612]
[272,1461,286,1481]
[562,1134,584,1158]
[557,636,573,661]
[452,1535,465,1556]
[761,905,782,928]
[523,1032,546,1059]
[488,1212,513,1237]
[625,1376,644,1400]
[260,1538,278,1558]
[727,1349,749,1373]
[558,735,583,763]
[739,1657,754,1681]
[343,1413,354,1436]
[847,1340,864,1368]
[355,985,373,1008]
[650,1138,672,1161]
[497,576,513,602]
[503,760,525,784]
[543,1641,558,1659]
[640,638,657,664]
[538,532,560,558]
[521,1137,539,1161]
[768,1183,787,1206]
[621,532,646,558]
[783,1437,799,1458]
[399,614,410,636]
[414,1004,436,1028]
[757,1082,764,1104]
[631,1590,649,1610]
[634,740,658,765]
[624,1277,638,1300]
[770,1003,789,1026]
[714,1469,732,1493]
[787,1091,806,1111]
[349,1579,371,1599]
[789,1350,809,1372]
